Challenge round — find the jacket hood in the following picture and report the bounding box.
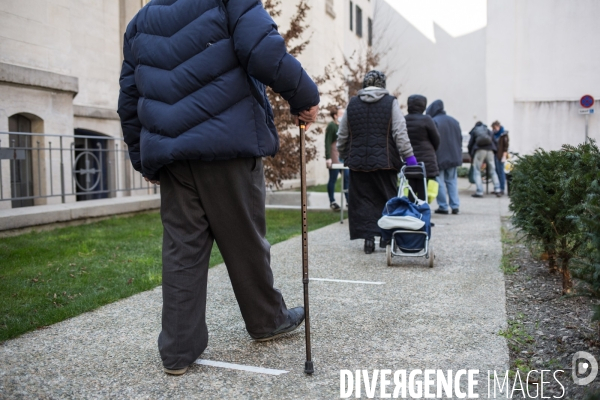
[358,87,390,103]
[407,94,427,114]
[426,100,445,118]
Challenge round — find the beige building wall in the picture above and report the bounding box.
[275,0,372,187]
[0,0,128,209]
[0,0,372,208]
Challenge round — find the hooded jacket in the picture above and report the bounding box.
[426,100,463,170]
[336,87,414,171]
[404,95,440,177]
[117,0,320,180]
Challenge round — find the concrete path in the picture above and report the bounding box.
[0,190,510,399]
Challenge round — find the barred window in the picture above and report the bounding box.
[355,5,362,38]
[349,1,353,31]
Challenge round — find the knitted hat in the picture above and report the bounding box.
[362,70,386,89]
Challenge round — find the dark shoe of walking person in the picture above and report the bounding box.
[364,238,375,254]
[251,307,305,342]
[330,202,341,211]
[452,208,460,215]
[471,193,483,198]
[434,208,449,215]
[164,366,190,376]
[380,238,390,248]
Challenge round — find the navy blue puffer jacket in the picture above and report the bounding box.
[118,0,320,180]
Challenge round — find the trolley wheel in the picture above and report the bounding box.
[428,245,435,268]
[386,244,392,266]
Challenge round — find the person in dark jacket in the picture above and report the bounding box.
[324,107,349,210]
[337,71,416,254]
[467,122,501,197]
[491,120,510,195]
[404,95,440,201]
[118,0,319,376]
[426,100,462,214]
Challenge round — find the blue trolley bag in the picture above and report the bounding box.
[379,196,431,253]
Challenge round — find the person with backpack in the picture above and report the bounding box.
[467,121,501,197]
[118,0,319,375]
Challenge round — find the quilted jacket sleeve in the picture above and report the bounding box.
[226,0,320,114]
[117,25,142,173]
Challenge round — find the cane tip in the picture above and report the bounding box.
[304,360,314,375]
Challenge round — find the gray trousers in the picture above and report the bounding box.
[158,157,288,370]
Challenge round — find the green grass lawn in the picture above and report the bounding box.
[0,209,340,342]
[297,177,342,193]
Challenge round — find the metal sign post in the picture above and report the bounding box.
[580,95,595,141]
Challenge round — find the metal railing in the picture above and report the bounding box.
[0,131,157,208]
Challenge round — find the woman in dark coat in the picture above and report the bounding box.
[337,71,417,254]
[404,95,440,201]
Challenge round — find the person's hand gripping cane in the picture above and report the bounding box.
[296,105,319,131]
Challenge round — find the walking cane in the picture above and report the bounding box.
[299,119,314,375]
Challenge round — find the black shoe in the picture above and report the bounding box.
[471,193,483,198]
[380,238,390,248]
[330,202,341,211]
[430,222,436,227]
[452,208,460,215]
[434,208,449,215]
[250,307,305,342]
[364,238,375,254]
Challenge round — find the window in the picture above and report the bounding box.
[349,1,353,31]
[326,0,336,18]
[8,114,34,208]
[368,18,373,46]
[355,5,362,38]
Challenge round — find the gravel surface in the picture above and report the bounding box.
[502,220,600,399]
[0,191,510,399]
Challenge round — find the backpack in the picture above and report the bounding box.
[473,125,492,146]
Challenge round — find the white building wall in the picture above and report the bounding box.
[487,0,600,154]
[374,0,487,132]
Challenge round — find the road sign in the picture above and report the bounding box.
[579,108,595,115]
[580,95,595,108]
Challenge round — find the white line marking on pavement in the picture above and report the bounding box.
[194,359,289,375]
[310,278,385,285]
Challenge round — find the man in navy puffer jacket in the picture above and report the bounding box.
[118,0,319,375]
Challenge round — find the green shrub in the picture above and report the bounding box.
[457,166,469,178]
[573,178,600,308]
[509,149,569,286]
[509,140,600,294]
